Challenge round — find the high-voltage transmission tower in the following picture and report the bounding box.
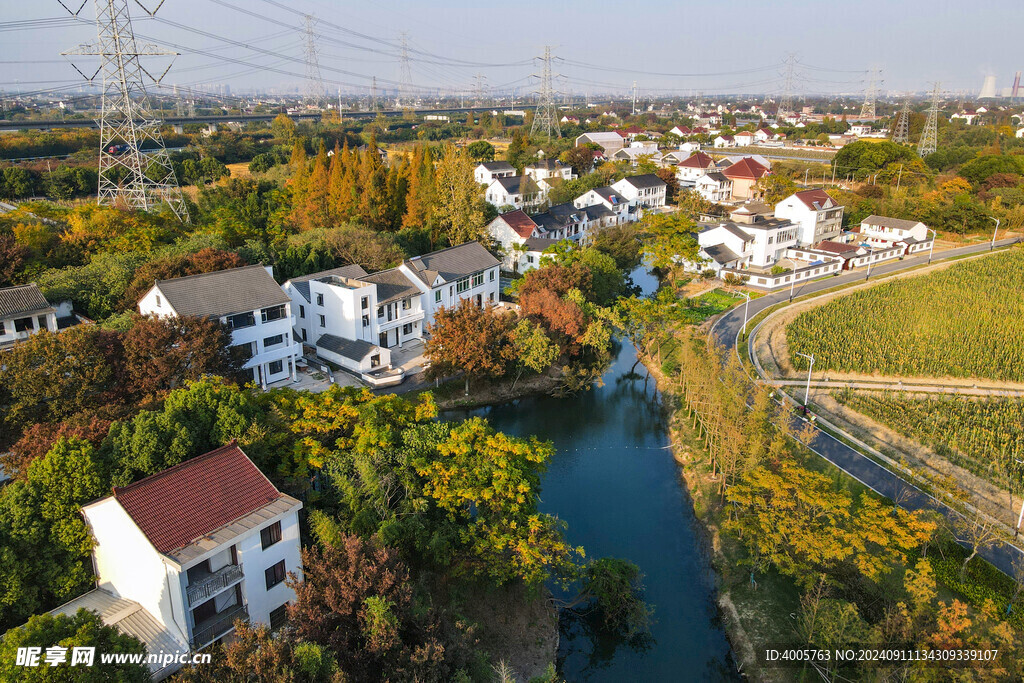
[302,14,325,109]
[918,82,941,157]
[891,93,911,144]
[474,72,488,105]
[631,81,638,115]
[60,0,188,222]
[396,32,413,108]
[530,46,561,139]
[777,53,798,122]
[860,65,881,119]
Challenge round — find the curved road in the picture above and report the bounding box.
[709,237,1024,578]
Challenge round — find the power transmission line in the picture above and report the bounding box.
[302,14,325,108]
[530,45,560,140]
[918,82,940,157]
[60,0,188,222]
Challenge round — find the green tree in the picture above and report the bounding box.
[639,212,701,275]
[466,140,495,162]
[510,319,558,390]
[0,610,147,682]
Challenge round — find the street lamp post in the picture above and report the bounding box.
[865,254,873,281]
[927,227,936,265]
[1015,459,1024,541]
[741,291,751,335]
[990,217,1001,251]
[789,276,795,302]
[796,352,815,408]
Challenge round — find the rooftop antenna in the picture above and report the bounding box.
[60,0,188,222]
[530,46,561,139]
[918,82,940,157]
[302,14,325,109]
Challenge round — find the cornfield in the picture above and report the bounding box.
[837,391,1024,487]
[787,249,1024,381]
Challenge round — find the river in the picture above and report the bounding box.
[445,268,736,681]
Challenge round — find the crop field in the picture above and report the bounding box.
[787,248,1024,381]
[836,390,1024,485]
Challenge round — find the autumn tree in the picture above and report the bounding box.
[754,173,798,204]
[121,314,241,401]
[3,415,111,482]
[120,247,247,309]
[424,300,517,394]
[433,144,484,245]
[288,535,471,682]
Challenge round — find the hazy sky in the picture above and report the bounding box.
[1,0,1019,101]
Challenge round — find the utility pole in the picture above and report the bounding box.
[860,64,880,119]
[796,353,815,408]
[370,76,377,111]
[61,0,188,222]
[891,92,911,144]
[302,14,325,109]
[396,32,412,108]
[918,82,940,157]
[530,45,561,140]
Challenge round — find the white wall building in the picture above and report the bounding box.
[137,265,300,388]
[525,159,573,182]
[77,443,302,678]
[774,189,845,245]
[611,174,668,209]
[675,151,717,184]
[694,172,733,203]
[485,175,544,211]
[474,160,516,185]
[0,283,57,349]
[575,131,625,156]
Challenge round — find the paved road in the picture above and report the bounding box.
[709,237,1024,578]
[769,379,1024,398]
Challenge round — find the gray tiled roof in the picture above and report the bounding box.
[317,334,380,361]
[403,242,499,286]
[703,244,742,264]
[583,204,615,219]
[861,215,923,231]
[479,160,515,172]
[524,237,560,252]
[619,174,666,189]
[493,175,540,194]
[591,186,628,205]
[153,264,291,318]
[286,264,369,302]
[360,268,421,304]
[0,283,53,319]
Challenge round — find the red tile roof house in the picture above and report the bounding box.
[70,443,302,677]
[721,157,771,200]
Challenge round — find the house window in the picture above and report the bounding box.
[14,317,32,332]
[362,314,370,327]
[301,329,307,342]
[155,294,161,307]
[402,323,413,335]
[260,521,282,550]
[319,315,325,328]
[0,321,4,335]
[299,305,305,319]
[527,255,535,264]
[37,316,47,331]
[261,305,286,323]
[316,293,324,306]
[263,334,283,348]
[434,290,442,303]
[268,360,284,376]
[402,298,410,310]
[269,604,289,630]
[472,273,484,287]
[489,292,495,302]
[237,342,255,361]
[490,269,495,282]
[377,306,384,318]
[361,297,369,310]
[456,278,470,294]
[265,560,286,590]
[370,354,381,368]
[227,312,255,330]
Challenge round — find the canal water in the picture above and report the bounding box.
[445,268,736,681]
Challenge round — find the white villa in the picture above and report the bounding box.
[774,189,844,245]
[137,265,301,388]
[485,175,545,211]
[474,160,516,185]
[284,242,499,377]
[611,174,668,209]
[0,283,58,349]
[68,443,302,679]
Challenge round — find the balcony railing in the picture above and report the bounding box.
[191,604,248,650]
[186,564,243,606]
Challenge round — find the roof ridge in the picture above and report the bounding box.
[155,263,267,285]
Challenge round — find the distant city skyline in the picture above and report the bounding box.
[1,0,1020,101]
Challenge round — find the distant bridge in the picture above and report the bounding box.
[0,104,549,131]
